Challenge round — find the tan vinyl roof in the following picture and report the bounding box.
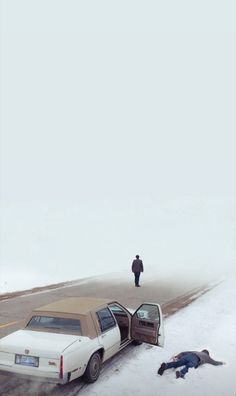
[34,297,113,315]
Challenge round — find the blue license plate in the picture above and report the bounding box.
[15,354,39,367]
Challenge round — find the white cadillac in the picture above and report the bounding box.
[0,297,164,384]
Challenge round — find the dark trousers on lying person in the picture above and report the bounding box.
[165,353,200,376]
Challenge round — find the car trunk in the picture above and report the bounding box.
[0,329,79,379]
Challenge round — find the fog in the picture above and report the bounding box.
[0,1,235,293]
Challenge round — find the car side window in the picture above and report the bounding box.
[135,304,160,322]
[96,308,116,332]
[109,305,126,314]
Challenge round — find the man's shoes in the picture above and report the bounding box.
[137,284,141,287]
[157,363,166,376]
[176,371,184,379]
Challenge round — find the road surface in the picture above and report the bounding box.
[0,274,215,395]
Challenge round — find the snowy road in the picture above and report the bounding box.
[0,272,210,337]
[0,275,214,396]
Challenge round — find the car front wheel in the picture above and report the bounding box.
[84,352,102,383]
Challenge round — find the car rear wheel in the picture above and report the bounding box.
[84,352,102,383]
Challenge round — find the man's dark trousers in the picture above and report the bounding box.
[134,272,140,286]
[166,353,200,376]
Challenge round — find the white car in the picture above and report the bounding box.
[0,297,164,384]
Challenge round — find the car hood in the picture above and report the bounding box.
[0,329,89,359]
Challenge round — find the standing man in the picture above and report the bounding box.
[132,255,144,287]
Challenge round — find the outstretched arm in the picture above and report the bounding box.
[208,357,224,366]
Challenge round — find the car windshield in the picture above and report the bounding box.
[26,315,82,335]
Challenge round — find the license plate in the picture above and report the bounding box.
[15,354,39,367]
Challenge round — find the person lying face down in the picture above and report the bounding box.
[158,349,225,379]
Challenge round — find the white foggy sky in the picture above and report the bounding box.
[0,1,235,288]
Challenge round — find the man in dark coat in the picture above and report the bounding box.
[131,255,144,287]
[158,349,224,379]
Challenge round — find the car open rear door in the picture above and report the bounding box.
[131,303,164,347]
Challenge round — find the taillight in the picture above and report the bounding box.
[60,355,64,379]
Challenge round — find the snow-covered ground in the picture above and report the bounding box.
[80,278,236,396]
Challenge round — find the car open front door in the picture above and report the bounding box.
[131,303,164,347]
